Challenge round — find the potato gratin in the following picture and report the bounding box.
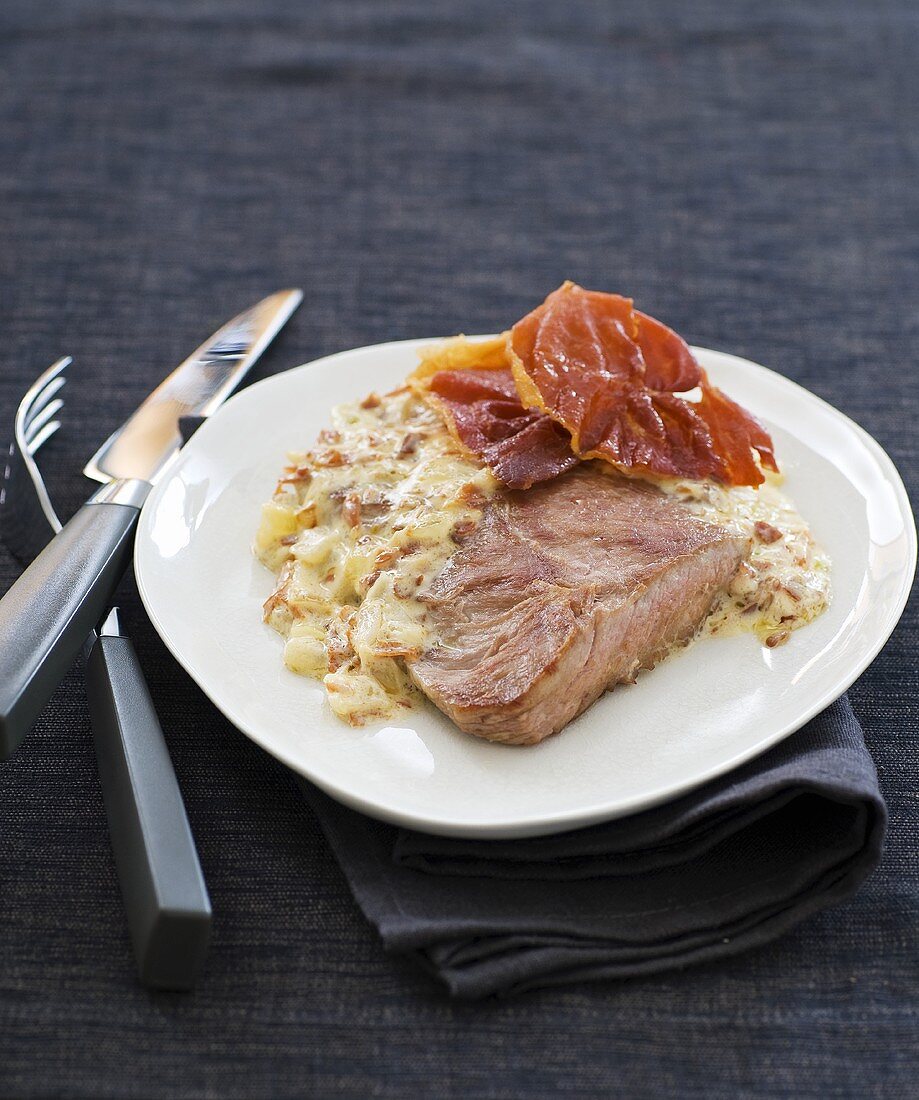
[678,478,830,648]
[255,387,497,724]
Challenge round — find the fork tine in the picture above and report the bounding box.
[16,358,70,442]
[23,375,66,432]
[2,358,71,562]
[26,419,61,456]
[24,397,64,447]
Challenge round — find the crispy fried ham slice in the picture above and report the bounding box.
[422,368,578,490]
[508,282,777,486]
[408,336,578,489]
[406,287,777,489]
[634,309,702,392]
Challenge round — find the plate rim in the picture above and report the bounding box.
[135,337,917,838]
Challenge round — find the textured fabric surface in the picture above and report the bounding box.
[0,1,917,1096]
[305,697,885,999]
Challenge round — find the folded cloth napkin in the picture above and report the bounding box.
[299,696,885,999]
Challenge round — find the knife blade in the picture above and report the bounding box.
[0,289,303,759]
[84,290,301,485]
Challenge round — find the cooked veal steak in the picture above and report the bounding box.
[409,466,750,745]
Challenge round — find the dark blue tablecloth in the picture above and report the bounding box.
[0,1,916,1096]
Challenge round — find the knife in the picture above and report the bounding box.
[84,607,211,990]
[0,289,303,759]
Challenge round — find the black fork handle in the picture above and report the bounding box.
[0,494,142,759]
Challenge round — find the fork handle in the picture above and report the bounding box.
[85,629,211,989]
[0,495,142,759]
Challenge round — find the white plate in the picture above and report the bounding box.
[135,340,916,838]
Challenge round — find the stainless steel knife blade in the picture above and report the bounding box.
[84,288,303,485]
[0,287,303,760]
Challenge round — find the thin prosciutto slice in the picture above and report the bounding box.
[508,282,777,486]
[424,368,578,490]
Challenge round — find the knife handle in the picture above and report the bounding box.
[85,629,211,990]
[0,490,144,759]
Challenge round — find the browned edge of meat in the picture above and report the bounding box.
[409,466,751,745]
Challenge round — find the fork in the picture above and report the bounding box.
[0,359,211,990]
[1,357,67,561]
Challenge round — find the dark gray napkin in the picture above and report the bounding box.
[300,696,885,999]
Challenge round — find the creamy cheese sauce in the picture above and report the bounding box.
[255,389,497,724]
[669,475,831,647]
[256,391,830,726]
